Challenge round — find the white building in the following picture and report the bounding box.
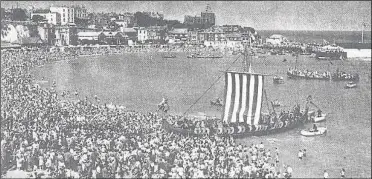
[50,6,75,25]
[31,12,60,25]
[137,27,148,42]
[54,26,77,46]
[266,34,286,45]
[73,5,88,19]
[116,20,128,28]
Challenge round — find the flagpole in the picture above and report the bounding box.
[362,23,364,43]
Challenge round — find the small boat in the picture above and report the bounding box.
[163,55,176,58]
[271,100,281,107]
[332,72,359,81]
[210,99,223,107]
[345,82,357,89]
[187,53,198,58]
[195,54,223,58]
[273,76,284,84]
[301,127,327,137]
[313,114,327,123]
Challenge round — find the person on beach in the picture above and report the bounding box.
[317,109,322,117]
[312,123,318,132]
[298,150,303,161]
[323,170,329,178]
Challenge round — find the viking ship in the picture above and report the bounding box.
[162,44,313,137]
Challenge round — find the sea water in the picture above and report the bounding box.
[32,51,371,178]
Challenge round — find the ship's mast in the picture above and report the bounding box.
[243,43,251,72]
[361,22,371,43]
[362,22,364,43]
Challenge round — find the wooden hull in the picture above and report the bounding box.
[333,74,359,81]
[315,51,347,60]
[273,79,284,84]
[301,127,327,137]
[313,114,326,123]
[162,118,310,138]
[345,84,357,88]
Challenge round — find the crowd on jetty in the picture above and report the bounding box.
[1,47,347,178]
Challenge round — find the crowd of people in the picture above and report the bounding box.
[287,68,332,80]
[52,44,230,58]
[1,47,344,178]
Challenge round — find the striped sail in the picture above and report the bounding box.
[222,72,264,125]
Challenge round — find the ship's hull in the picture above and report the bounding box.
[163,56,176,58]
[287,71,330,80]
[162,117,311,138]
[314,51,347,60]
[332,74,359,81]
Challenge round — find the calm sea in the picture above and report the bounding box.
[32,52,371,178]
[258,30,372,44]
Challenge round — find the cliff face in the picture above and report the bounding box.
[1,23,40,43]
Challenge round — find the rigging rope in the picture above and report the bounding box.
[182,55,242,116]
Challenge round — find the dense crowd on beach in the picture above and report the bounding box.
[54,44,230,57]
[1,47,347,178]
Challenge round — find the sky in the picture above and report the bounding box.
[1,1,371,31]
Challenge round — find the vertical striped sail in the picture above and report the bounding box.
[222,72,264,125]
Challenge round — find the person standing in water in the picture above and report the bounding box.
[298,150,303,161]
[340,168,345,178]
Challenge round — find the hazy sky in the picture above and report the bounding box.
[2,1,371,31]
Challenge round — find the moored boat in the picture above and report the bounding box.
[187,53,223,58]
[271,100,281,107]
[163,55,176,58]
[345,82,357,89]
[301,127,327,137]
[313,114,327,123]
[307,100,327,123]
[333,69,359,81]
[273,76,284,84]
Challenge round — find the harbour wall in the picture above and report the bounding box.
[344,48,371,58]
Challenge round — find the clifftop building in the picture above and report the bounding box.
[31,11,60,25]
[184,4,215,29]
[73,5,88,19]
[50,6,75,25]
[142,11,164,19]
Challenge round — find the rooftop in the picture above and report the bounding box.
[77,31,103,37]
[269,34,284,39]
[169,28,188,34]
[121,28,136,33]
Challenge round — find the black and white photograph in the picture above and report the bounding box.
[1,1,371,178]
